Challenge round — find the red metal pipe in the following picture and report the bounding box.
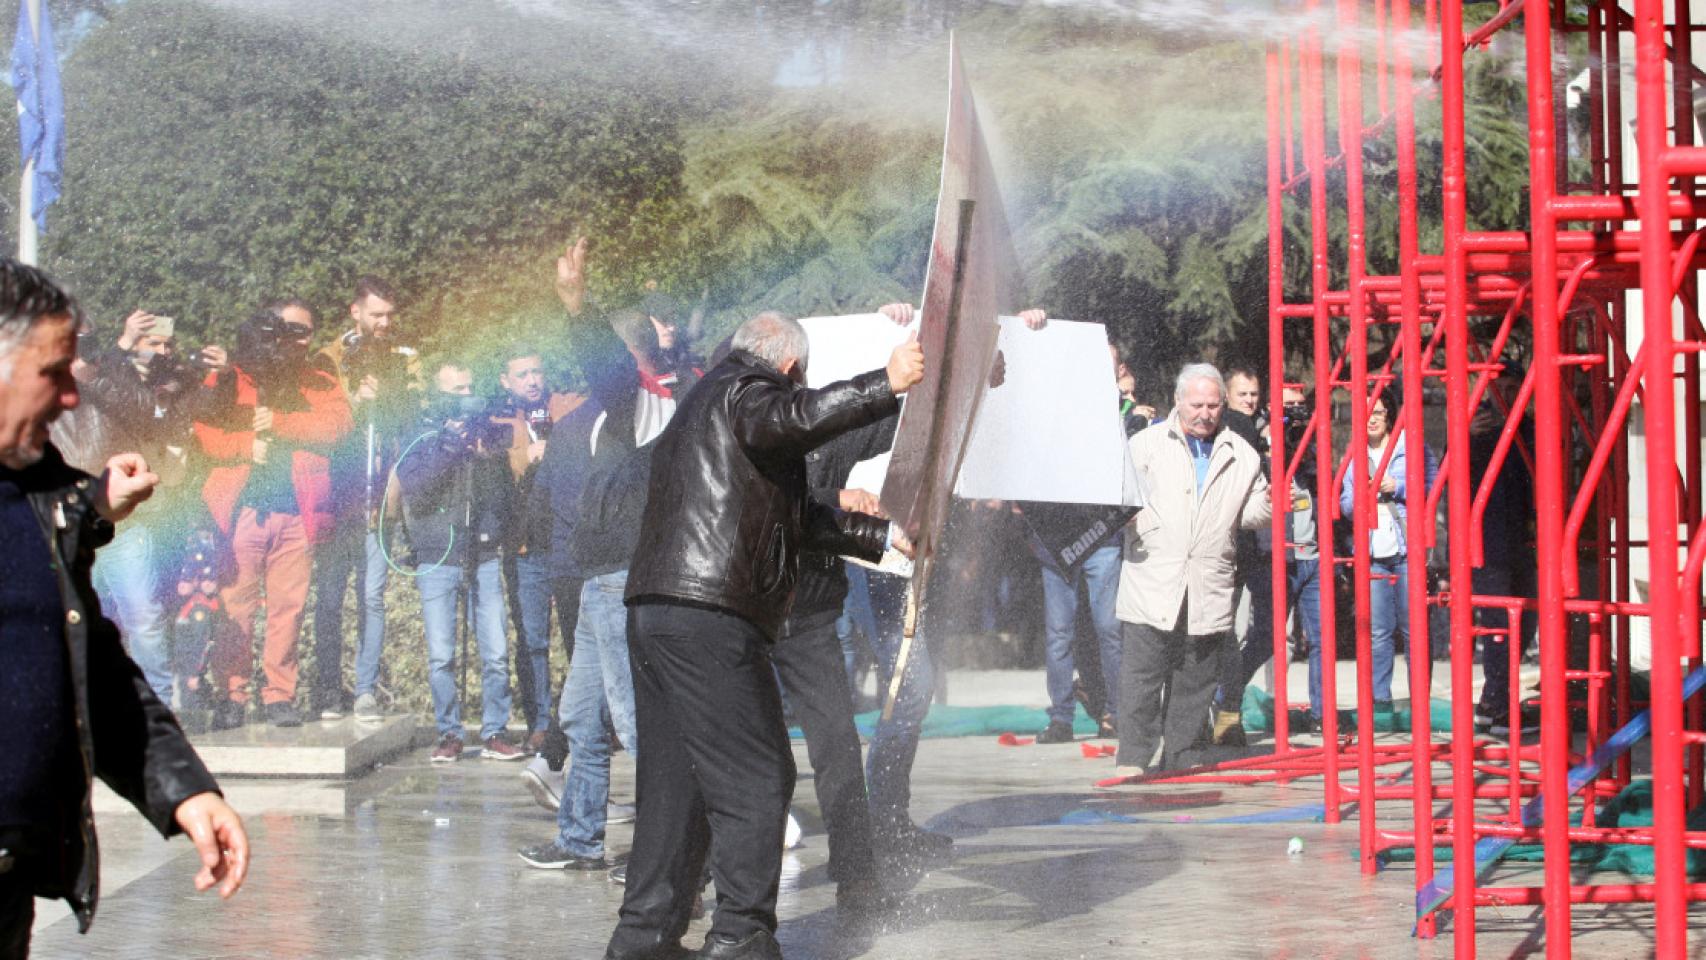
[1266,44,1293,751]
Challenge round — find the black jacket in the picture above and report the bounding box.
[624,350,895,638]
[788,416,900,623]
[3,444,220,931]
[395,417,514,566]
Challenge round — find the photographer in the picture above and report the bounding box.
[492,344,581,752]
[58,310,227,706]
[310,277,422,721]
[193,302,353,730]
[397,362,525,763]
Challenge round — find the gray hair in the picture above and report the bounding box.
[731,311,809,373]
[1174,362,1226,403]
[0,259,81,379]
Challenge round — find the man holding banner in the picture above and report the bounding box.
[609,312,923,960]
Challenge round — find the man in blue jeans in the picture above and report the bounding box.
[398,362,525,762]
[518,316,661,870]
[1029,520,1122,744]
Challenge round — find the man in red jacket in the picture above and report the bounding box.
[194,301,354,729]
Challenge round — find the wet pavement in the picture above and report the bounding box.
[28,700,1690,959]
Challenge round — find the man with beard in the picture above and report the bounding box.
[310,276,421,721]
[193,301,354,729]
[607,312,922,960]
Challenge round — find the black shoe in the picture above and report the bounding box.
[266,701,303,728]
[604,940,690,960]
[697,930,782,960]
[1096,714,1118,740]
[609,862,627,885]
[210,699,246,731]
[1036,720,1075,744]
[875,820,954,866]
[837,881,902,927]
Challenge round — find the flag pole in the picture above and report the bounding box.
[16,0,39,266]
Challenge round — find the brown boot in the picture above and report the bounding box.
[1212,708,1247,747]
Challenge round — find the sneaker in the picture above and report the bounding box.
[353,692,383,722]
[482,735,527,761]
[1036,721,1075,744]
[318,705,345,721]
[525,729,548,754]
[521,756,565,811]
[1113,764,1145,779]
[517,840,608,871]
[607,801,637,825]
[609,862,628,885]
[1489,705,1542,737]
[431,735,465,763]
[210,698,247,731]
[265,701,303,728]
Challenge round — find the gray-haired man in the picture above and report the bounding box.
[1115,363,1271,776]
[609,312,922,960]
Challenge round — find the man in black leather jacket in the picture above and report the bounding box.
[0,259,248,957]
[608,312,924,960]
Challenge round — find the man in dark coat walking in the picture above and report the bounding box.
[0,258,248,958]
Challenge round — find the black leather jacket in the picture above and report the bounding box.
[624,350,896,638]
[3,444,220,932]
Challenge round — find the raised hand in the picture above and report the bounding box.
[838,488,885,517]
[886,330,924,395]
[555,236,589,314]
[878,303,914,326]
[97,452,159,523]
[1018,308,1047,330]
[118,310,157,351]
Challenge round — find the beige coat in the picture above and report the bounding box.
[1116,415,1272,634]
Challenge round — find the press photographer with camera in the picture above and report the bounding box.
[193,301,354,730]
[310,277,423,721]
[397,361,525,763]
[56,309,228,706]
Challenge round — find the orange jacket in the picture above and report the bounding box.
[192,365,354,544]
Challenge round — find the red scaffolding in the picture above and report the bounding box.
[1194,0,1706,954]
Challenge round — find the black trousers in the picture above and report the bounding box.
[0,869,32,960]
[1116,604,1226,772]
[610,602,795,954]
[309,518,368,709]
[772,611,877,891]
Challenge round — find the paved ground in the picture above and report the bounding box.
[23,664,1694,959]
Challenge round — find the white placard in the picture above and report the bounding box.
[798,312,917,388]
[954,317,1129,505]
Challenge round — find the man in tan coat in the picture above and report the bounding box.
[1115,363,1271,776]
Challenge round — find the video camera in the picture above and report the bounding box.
[341,331,416,388]
[431,392,510,454]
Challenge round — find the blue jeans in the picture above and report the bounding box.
[1040,541,1122,725]
[507,552,558,733]
[419,557,511,741]
[1290,558,1325,718]
[311,524,389,701]
[555,571,636,858]
[861,571,931,829]
[92,521,172,704]
[837,561,879,691]
[1368,556,1406,704]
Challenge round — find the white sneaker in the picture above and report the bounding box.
[1113,765,1146,780]
[607,801,637,824]
[521,755,565,811]
[353,693,383,722]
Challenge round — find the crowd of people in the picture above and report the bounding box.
[0,236,1543,958]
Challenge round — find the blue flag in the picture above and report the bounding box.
[11,2,62,233]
